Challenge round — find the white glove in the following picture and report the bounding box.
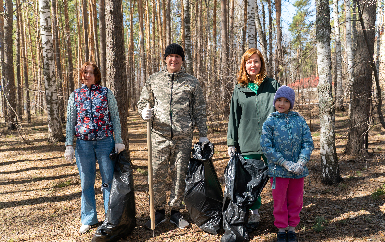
[64,146,75,163]
[141,107,153,120]
[282,160,296,173]
[115,143,125,154]
[228,146,236,157]
[292,163,304,175]
[199,137,209,144]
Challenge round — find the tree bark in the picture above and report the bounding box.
[183,0,193,74]
[39,0,64,142]
[64,0,74,94]
[275,0,282,81]
[82,0,89,61]
[105,0,130,149]
[21,7,30,122]
[333,0,343,111]
[345,0,376,154]
[16,0,23,121]
[247,0,256,48]
[99,0,106,86]
[4,0,17,129]
[316,0,341,184]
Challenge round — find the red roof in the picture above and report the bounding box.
[288,76,319,88]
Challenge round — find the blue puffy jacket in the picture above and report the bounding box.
[260,111,314,178]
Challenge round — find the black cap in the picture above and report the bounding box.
[164,43,185,61]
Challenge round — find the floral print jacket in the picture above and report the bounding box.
[260,111,314,178]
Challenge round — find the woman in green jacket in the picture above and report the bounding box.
[227,48,280,229]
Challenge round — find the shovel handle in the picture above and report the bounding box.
[146,103,155,231]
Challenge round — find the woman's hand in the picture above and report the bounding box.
[228,146,236,157]
[115,143,125,154]
[64,146,75,163]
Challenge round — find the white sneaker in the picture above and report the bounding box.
[79,224,91,234]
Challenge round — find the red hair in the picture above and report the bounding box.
[237,48,266,87]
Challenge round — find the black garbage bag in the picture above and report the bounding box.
[184,142,223,235]
[92,150,136,242]
[221,153,269,242]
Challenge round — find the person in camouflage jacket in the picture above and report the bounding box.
[137,43,209,230]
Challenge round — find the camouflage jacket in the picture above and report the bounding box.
[137,68,207,139]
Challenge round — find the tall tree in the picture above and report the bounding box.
[345,0,354,113]
[64,0,74,94]
[255,1,268,70]
[105,0,130,147]
[247,0,256,48]
[3,0,16,130]
[16,0,22,121]
[183,0,193,74]
[221,0,230,117]
[99,0,106,86]
[275,0,282,81]
[333,0,343,111]
[316,0,341,184]
[345,0,376,154]
[82,0,89,61]
[21,8,30,122]
[39,0,64,141]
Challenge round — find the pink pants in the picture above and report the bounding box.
[270,177,304,229]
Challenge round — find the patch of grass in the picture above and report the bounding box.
[371,184,385,200]
[313,216,327,232]
[356,171,362,176]
[54,180,71,188]
[312,132,320,137]
[137,168,148,176]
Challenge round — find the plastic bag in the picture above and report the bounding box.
[221,153,269,242]
[184,142,223,235]
[92,150,136,242]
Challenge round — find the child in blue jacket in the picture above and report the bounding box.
[260,86,314,242]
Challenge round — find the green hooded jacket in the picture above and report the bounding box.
[227,77,280,155]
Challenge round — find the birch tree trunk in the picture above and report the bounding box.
[255,2,268,68]
[247,0,256,48]
[345,0,354,114]
[39,0,64,142]
[316,0,341,184]
[333,0,344,111]
[105,0,130,148]
[99,0,106,86]
[345,0,376,154]
[3,0,17,130]
[183,0,193,74]
[268,0,273,77]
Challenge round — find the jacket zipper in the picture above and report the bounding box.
[170,74,174,139]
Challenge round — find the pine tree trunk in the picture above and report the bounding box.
[138,0,147,84]
[99,0,106,86]
[268,0,273,78]
[82,0,89,61]
[4,0,16,130]
[345,0,376,155]
[275,0,282,81]
[183,0,193,74]
[16,0,22,121]
[39,0,64,142]
[105,0,130,149]
[0,0,4,119]
[64,0,74,94]
[255,2,268,68]
[316,0,341,184]
[21,9,31,123]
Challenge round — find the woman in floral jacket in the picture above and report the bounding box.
[64,62,125,234]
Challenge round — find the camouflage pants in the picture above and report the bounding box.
[151,131,192,210]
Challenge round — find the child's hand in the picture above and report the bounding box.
[292,163,304,175]
[282,160,296,172]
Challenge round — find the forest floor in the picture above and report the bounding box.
[1,107,385,242]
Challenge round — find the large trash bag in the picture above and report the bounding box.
[221,153,269,242]
[184,142,223,235]
[92,150,136,242]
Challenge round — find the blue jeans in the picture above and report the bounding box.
[75,136,115,225]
